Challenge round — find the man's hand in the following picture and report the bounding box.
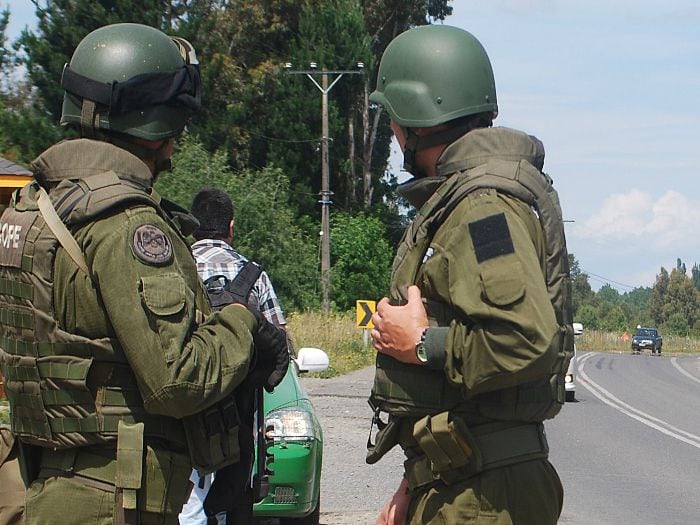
[248,308,290,392]
[376,478,410,525]
[370,285,428,365]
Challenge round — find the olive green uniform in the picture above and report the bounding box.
[0,140,257,524]
[0,426,24,525]
[370,128,570,524]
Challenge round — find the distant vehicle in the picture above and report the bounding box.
[631,327,663,355]
[565,322,583,402]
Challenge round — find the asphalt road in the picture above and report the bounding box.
[300,351,700,524]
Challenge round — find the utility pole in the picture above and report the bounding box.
[285,62,364,312]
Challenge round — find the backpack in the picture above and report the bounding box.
[203,261,263,311]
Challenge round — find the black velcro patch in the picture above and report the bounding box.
[468,213,515,263]
[131,224,173,266]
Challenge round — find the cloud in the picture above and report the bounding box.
[577,190,700,249]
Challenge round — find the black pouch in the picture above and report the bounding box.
[182,395,241,474]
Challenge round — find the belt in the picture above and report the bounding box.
[404,415,549,491]
[39,420,145,503]
[39,447,118,491]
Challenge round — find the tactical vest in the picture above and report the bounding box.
[370,129,574,425]
[0,179,189,450]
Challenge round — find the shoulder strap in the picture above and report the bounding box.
[36,187,90,276]
[228,261,263,304]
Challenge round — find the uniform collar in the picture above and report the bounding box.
[436,127,545,177]
[31,138,154,188]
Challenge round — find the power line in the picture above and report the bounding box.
[247,131,322,144]
[582,269,636,290]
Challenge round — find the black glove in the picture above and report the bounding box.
[247,307,290,392]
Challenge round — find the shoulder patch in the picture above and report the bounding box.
[468,212,514,263]
[131,224,173,266]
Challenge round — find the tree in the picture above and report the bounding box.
[362,0,453,58]
[692,262,700,291]
[568,253,594,316]
[0,98,63,163]
[1,3,62,162]
[330,212,392,310]
[661,265,699,332]
[649,267,670,325]
[263,0,375,216]
[676,257,686,274]
[598,304,627,333]
[663,312,689,337]
[622,286,652,327]
[596,283,621,305]
[0,4,9,74]
[576,304,599,330]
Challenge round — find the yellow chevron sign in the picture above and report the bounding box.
[356,300,376,328]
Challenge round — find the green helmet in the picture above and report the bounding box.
[60,23,201,141]
[370,25,497,128]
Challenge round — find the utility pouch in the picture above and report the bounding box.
[182,396,240,474]
[140,446,192,515]
[412,412,482,484]
[116,421,144,511]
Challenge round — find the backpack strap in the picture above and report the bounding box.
[36,187,90,276]
[228,261,263,304]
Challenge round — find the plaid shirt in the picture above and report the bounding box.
[191,239,286,326]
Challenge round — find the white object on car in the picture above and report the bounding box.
[294,347,330,373]
[566,323,583,401]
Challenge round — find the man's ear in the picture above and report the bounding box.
[228,219,234,241]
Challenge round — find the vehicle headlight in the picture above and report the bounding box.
[565,374,573,384]
[265,408,316,441]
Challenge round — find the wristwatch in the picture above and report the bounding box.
[415,328,428,364]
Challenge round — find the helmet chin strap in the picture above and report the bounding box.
[402,122,486,177]
[80,99,99,139]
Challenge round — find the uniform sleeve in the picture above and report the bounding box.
[83,206,257,418]
[428,191,558,397]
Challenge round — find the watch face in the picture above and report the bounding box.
[415,334,428,363]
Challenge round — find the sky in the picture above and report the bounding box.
[444,1,700,292]
[4,0,699,292]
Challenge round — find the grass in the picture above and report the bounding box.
[286,311,375,378]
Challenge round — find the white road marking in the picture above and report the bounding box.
[670,357,700,386]
[577,352,700,450]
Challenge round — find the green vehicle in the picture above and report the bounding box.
[254,347,328,524]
